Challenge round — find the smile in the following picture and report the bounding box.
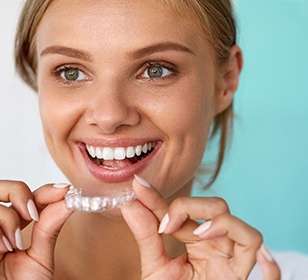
[86,141,157,170]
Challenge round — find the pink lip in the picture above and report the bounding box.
[78,141,161,183]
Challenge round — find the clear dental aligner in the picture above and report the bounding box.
[65,186,136,212]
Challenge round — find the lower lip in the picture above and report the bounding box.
[79,143,161,183]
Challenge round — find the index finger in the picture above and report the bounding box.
[0,180,34,222]
[132,175,200,242]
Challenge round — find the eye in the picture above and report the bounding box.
[60,67,89,81]
[140,63,174,79]
[53,65,91,83]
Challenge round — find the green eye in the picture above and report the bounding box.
[141,63,174,79]
[147,66,164,78]
[64,69,80,80]
[59,67,89,81]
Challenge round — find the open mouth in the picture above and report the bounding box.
[86,141,157,170]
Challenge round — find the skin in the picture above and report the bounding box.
[0,0,281,279]
[36,0,220,200]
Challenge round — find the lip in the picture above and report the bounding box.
[78,140,161,183]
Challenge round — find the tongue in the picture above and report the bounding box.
[100,157,138,169]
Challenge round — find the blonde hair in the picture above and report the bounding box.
[15,0,237,187]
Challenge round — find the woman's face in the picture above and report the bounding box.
[35,0,226,198]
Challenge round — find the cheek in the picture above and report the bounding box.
[38,85,82,149]
[152,81,215,143]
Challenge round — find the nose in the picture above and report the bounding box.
[85,84,140,134]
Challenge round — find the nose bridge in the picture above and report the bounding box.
[86,81,140,133]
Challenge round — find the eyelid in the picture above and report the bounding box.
[138,61,177,80]
[52,64,92,83]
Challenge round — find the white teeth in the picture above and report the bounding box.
[102,147,114,160]
[114,147,126,160]
[126,146,135,158]
[142,143,148,153]
[86,142,156,161]
[87,145,96,158]
[135,145,142,156]
[96,147,103,159]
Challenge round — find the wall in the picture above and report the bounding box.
[194,0,308,254]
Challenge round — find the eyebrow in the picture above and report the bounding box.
[129,42,196,58]
[40,42,195,62]
[40,46,93,62]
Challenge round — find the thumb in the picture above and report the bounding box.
[27,184,73,271]
[257,244,281,280]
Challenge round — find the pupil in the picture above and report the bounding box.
[65,69,79,80]
[148,66,163,78]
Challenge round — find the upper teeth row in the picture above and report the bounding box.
[86,142,156,160]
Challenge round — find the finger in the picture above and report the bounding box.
[162,196,230,235]
[0,204,24,250]
[133,175,199,242]
[26,184,73,270]
[121,199,170,278]
[0,229,13,253]
[33,183,70,211]
[257,245,281,280]
[132,175,168,220]
[194,213,262,279]
[0,180,36,222]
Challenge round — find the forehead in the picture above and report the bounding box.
[35,0,209,56]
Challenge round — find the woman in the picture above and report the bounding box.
[0,0,280,279]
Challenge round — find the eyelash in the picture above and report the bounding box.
[52,64,90,85]
[138,61,177,81]
[51,61,177,85]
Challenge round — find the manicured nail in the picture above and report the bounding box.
[193,221,212,235]
[134,174,151,188]
[158,213,169,234]
[53,183,70,189]
[15,228,24,250]
[27,199,39,221]
[2,235,13,252]
[260,244,273,262]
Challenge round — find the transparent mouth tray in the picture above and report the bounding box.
[65,186,136,212]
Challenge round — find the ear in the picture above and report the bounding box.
[215,45,243,115]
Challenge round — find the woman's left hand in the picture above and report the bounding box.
[122,176,268,280]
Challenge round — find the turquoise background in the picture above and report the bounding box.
[193,0,308,254]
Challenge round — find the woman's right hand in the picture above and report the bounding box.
[0,180,73,279]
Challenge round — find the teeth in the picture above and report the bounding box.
[88,145,96,158]
[102,147,113,160]
[126,146,135,158]
[96,147,103,159]
[86,142,156,160]
[114,148,126,160]
[135,145,142,156]
[142,143,148,153]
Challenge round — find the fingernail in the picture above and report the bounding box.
[260,244,273,262]
[134,174,151,188]
[193,221,212,235]
[158,213,169,234]
[53,183,70,189]
[15,228,24,250]
[27,199,39,221]
[2,235,13,252]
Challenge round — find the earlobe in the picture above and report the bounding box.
[215,45,243,114]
